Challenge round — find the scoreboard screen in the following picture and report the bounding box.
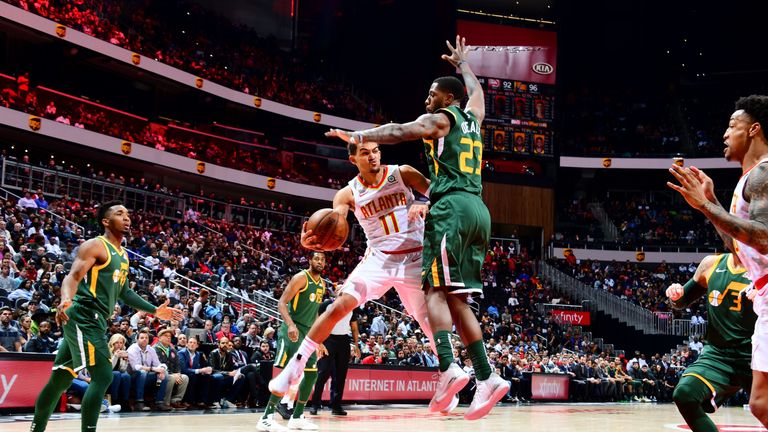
[479,77,555,157]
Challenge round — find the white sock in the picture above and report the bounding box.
[295,337,319,368]
[281,395,292,405]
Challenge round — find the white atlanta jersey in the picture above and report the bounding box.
[730,158,768,350]
[348,165,424,252]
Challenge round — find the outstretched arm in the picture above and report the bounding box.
[442,35,484,124]
[326,113,451,145]
[668,163,768,254]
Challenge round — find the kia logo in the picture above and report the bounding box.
[532,62,553,75]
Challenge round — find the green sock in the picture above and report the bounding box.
[293,370,318,418]
[80,359,113,431]
[31,368,75,432]
[467,339,492,381]
[262,394,281,418]
[435,330,454,372]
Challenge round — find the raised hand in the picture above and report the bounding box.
[667,164,709,210]
[689,166,717,203]
[441,35,469,67]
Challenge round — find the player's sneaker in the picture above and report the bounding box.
[428,363,470,413]
[440,395,460,415]
[257,414,289,432]
[269,359,303,397]
[464,373,510,420]
[287,414,319,430]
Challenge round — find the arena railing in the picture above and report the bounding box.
[541,261,679,336]
[0,185,85,234]
[125,249,282,322]
[1,159,184,220]
[197,222,285,270]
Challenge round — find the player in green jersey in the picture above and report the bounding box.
[30,201,182,432]
[667,253,757,432]
[324,35,508,420]
[258,252,326,432]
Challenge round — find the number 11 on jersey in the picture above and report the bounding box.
[379,212,400,235]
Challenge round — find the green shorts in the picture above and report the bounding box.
[681,344,752,412]
[422,191,491,294]
[275,324,317,371]
[52,304,110,376]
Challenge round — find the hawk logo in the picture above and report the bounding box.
[488,79,500,88]
[387,175,396,183]
[313,112,322,122]
[55,24,66,38]
[121,141,132,155]
[196,161,206,174]
[28,116,42,131]
[131,53,141,65]
[253,96,262,108]
[194,77,204,89]
[266,177,276,190]
[602,158,612,168]
[636,251,645,262]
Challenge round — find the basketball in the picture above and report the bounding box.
[305,208,349,251]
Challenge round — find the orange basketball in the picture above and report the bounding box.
[305,208,349,251]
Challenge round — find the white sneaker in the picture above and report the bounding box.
[269,359,304,397]
[257,414,289,432]
[109,404,122,413]
[220,398,229,408]
[440,395,459,415]
[464,373,510,420]
[211,402,221,409]
[428,363,470,413]
[287,414,319,430]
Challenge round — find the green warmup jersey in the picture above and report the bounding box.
[72,236,130,327]
[423,105,483,201]
[700,254,756,349]
[287,270,324,330]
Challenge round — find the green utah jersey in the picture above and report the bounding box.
[679,254,756,349]
[423,105,483,202]
[287,270,325,330]
[72,236,130,326]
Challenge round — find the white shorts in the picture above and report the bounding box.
[753,319,768,372]
[341,248,431,342]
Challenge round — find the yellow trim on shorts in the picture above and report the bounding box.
[90,237,113,296]
[431,258,440,288]
[279,351,288,368]
[304,368,317,372]
[682,372,715,394]
[88,341,96,366]
[54,365,78,378]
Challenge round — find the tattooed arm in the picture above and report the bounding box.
[326,113,452,144]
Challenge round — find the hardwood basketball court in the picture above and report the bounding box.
[1,403,765,431]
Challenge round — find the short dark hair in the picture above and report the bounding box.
[735,95,768,135]
[97,201,124,226]
[347,142,358,156]
[433,76,465,103]
[310,251,325,260]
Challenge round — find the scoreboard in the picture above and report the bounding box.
[479,77,555,157]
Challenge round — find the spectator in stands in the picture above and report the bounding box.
[208,336,242,408]
[251,340,275,362]
[178,336,214,408]
[108,333,131,410]
[127,328,170,411]
[0,306,22,351]
[155,327,189,410]
[23,319,57,353]
[17,190,37,209]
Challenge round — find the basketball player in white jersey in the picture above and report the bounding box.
[668,95,768,427]
[268,140,459,424]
